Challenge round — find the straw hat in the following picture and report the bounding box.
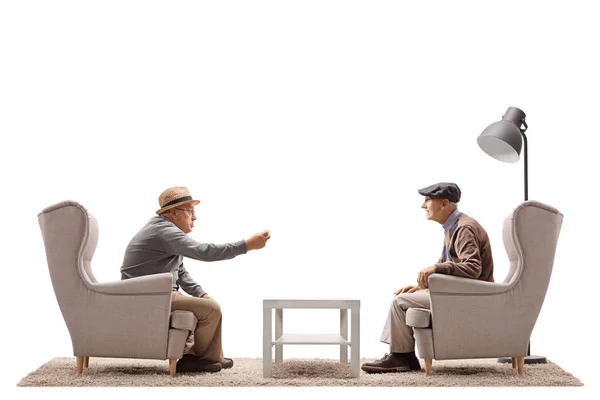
[156,186,200,215]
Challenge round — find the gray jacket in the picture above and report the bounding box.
[121,215,247,297]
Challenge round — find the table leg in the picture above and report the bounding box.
[263,306,273,377]
[350,306,360,378]
[340,309,348,363]
[275,308,283,364]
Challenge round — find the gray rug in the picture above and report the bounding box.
[17,357,583,387]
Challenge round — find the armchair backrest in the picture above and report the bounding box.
[38,201,99,329]
[502,200,563,327]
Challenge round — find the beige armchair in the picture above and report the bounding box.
[38,201,197,377]
[406,200,563,376]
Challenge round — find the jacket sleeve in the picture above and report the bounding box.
[433,226,482,279]
[176,263,207,297]
[160,225,248,261]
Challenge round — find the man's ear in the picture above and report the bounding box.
[163,210,174,221]
[442,199,450,208]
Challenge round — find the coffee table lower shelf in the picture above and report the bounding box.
[274,334,351,345]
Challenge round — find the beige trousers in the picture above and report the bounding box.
[380,290,431,353]
[171,291,224,363]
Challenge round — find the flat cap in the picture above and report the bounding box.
[418,182,461,203]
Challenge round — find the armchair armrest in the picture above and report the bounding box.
[68,272,174,359]
[429,274,511,295]
[91,272,173,295]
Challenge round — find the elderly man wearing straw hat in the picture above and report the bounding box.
[120,186,271,373]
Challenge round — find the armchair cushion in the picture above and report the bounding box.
[170,310,197,331]
[92,273,173,295]
[406,308,431,328]
[429,274,511,295]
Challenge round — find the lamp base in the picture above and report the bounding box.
[497,355,547,364]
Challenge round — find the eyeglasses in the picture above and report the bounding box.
[175,208,196,217]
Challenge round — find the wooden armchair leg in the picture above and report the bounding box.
[83,356,89,369]
[511,357,517,368]
[516,356,524,376]
[424,359,432,376]
[76,356,84,375]
[169,359,177,377]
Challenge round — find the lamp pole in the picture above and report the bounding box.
[523,129,534,362]
[521,124,528,202]
[519,126,547,363]
[477,107,547,365]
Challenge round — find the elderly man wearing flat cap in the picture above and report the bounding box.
[120,186,271,373]
[361,182,494,373]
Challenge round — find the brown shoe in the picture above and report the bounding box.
[361,352,421,373]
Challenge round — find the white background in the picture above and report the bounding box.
[1,0,598,399]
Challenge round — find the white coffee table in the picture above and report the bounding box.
[262,298,360,378]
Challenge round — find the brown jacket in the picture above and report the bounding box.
[434,212,494,282]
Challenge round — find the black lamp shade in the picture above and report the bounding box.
[477,107,525,163]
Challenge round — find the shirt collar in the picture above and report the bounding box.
[443,209,461,231]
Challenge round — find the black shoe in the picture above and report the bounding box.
[403,352,422,371]
[361,352,419,373]
[176,355,222,373]
[221,358,234,369]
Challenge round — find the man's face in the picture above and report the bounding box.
[171,204,197,234]
[421,196,447,223]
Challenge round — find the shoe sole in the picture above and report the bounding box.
[176,367,222,373]
[361,365,411,373]
[176,369,222,373]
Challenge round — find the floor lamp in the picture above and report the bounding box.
[476,106,546,364]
